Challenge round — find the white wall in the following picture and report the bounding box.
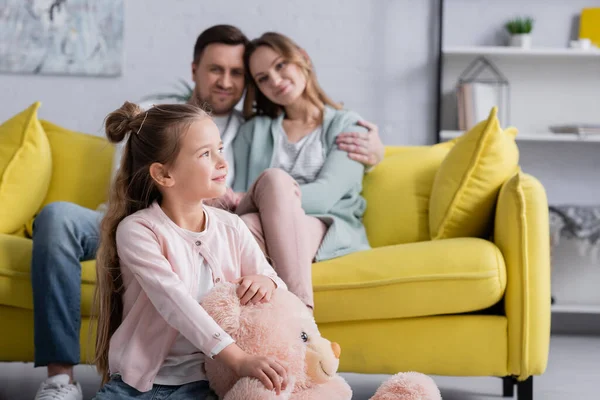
[2,0,598,205]
[0,0,439,145]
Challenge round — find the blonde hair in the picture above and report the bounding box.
[242,32,341,120]
[93,101,208,383]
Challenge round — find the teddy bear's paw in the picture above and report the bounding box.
[223,376,293,400]
[371,372,441,400]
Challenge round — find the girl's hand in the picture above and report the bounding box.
[234,275,276,305]
[236,353,289,394]
[216,344,288,395]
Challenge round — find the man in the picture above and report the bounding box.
[31,24,384,400]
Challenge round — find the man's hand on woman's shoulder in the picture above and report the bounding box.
[336,120,385,169]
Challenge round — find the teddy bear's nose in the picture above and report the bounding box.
[331,342,341,359]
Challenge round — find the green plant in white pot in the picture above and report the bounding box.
[505,17,534,48]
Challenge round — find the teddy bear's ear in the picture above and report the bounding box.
[201,283,241,334]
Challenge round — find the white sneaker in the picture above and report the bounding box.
[35,374,83,400]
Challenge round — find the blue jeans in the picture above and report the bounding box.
[93,376,217,400]
[31,202,103,367]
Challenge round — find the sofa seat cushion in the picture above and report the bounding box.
[313,237,506,324]
[0,234,96,316]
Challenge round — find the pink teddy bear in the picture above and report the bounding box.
[202,283,442,400]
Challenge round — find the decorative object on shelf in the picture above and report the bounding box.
[0,0,123,77]
[549,124,600,138]
[505,16,534,48]
[550,205,600,261]
[579,8,600,48]
[570,38,594,50]
[455,57,510,130]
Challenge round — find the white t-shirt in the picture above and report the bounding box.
[270,123,325,184]
[153,210,218,386]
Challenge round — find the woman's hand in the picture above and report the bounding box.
[336,120,385,168]
[235,275,277,305]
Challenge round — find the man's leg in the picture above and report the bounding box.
[237,169,327,308]
[31,202,102,398]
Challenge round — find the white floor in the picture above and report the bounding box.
[0,335,597,399]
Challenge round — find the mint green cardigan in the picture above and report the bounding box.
[232,106,371,261]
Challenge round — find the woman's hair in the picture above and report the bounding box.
[93,101,208,383]
[242,32,341,120]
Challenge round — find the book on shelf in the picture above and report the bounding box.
[456,82,508,130]
[549,124,600,136]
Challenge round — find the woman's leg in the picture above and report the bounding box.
[239,213,267,255]
[237,169,327,308]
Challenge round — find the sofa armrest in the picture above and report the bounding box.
[494,171,551,380]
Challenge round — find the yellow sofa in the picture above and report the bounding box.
[0,125,550,399]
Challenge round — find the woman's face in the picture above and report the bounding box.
[249,46,307,107]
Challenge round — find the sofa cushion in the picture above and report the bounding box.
[23,121,115,237]
[313,238,506,324]
[0,102,52,234]
[0,234,96,316]
[39,120,114,211]
[429,107,519,240]
[362,142,454,247]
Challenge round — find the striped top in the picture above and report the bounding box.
[271,122,325,184]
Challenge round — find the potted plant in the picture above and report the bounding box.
[505,17,534,48]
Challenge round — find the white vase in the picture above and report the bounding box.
[509,34,532,48]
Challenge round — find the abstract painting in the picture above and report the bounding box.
[0,0,123,76]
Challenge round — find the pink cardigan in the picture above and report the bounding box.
[108,202,285,392]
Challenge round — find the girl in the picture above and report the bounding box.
[231,32,371,310]
[93,102,288,399]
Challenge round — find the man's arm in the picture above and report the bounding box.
[335,120,385,169]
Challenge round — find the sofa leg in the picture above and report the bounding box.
[502,376,515,397]
[517,377,533,400]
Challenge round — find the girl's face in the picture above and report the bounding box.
[249,46,307,107]
[160,118,228,203]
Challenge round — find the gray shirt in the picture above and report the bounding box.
[270,122,325,184]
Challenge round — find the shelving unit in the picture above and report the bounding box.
[440,130,600,143]
[443,45,600,58]
[436,3,600,319]
[552,304,600,314]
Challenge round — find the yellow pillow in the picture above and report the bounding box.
[429,107,519,240]
[0,102,52,234]
[363,142,455,247]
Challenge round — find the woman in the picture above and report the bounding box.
[232,32,370,310]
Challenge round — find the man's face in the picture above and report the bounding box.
[192,43,245,116]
